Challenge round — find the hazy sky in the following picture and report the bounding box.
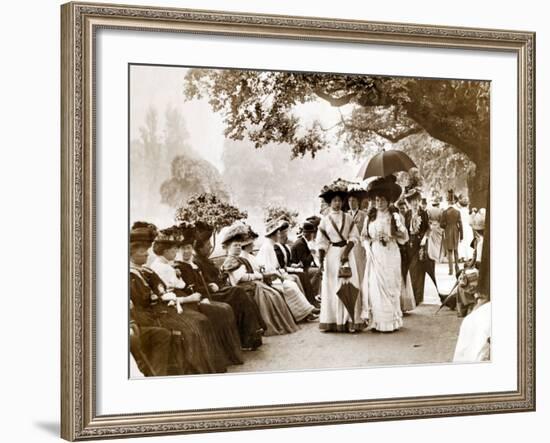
[129,65,365,172]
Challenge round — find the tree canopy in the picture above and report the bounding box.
[184,69,489,207]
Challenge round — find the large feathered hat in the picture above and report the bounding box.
[152,226,181,247]
[193,220,215,244]
[264,218,284,237]
[173,222,196,247]
[319,178,352,204]
[365,175,402,203]
[220,222,249,247]
[242,224,259,247]
[347,181,370,201]
[404,187,422,202]
[130,221,158,245]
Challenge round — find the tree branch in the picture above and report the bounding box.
[313,89,358,107]
[337,109,423,143]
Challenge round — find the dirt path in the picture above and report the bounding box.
[229,264,462,374]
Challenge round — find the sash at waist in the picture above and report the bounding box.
[331,240,347,248]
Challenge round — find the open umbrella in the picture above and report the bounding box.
[358,149,416,179]
[336,281,360,325]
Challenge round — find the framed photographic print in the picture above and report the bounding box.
[61,1,536,440]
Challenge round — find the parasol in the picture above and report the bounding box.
[358,149,416,179]
[337,281,360,325]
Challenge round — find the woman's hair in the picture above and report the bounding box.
[130,241,150,256]
[367,204,399,237]
[152,241,174,257]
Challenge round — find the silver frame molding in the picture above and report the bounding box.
[61,2,536,440]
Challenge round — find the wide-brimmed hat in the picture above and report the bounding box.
[193,221,214,244]
[173,223,196,247]
[152,226,181,247]
[130,221,158,245]
[220,223,249,247]
[242,224,259,247]
[301,221,316,234]
[347,182,369,201]
[319,178,351,204]
[404,188,422,202]
[306,215,321,229]
[277,218,290,231]
[365,175,402,203]
[264,218,282,237]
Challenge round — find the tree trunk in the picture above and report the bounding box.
[467,166,489,209]
[478,193,490,297]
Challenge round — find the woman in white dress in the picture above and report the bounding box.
[220,223,299,336]
[458,195,474,262]
[346,190,367,287]
[361,176,409,332]
[256,219,317,322]
[317,180,365,333]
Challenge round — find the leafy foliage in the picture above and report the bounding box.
[175,193,248,233]
[160,155,229,208]
[264,204,299,228]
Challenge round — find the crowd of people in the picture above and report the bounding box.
[129,175,488,377]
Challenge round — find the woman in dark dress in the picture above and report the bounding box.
[221,223,299,336]
[174,226,264,351]
[403,189,438,305]
[129,223,226,374]
[150,227,243,368]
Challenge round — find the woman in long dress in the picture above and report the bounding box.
[129,223,226,374]
[149,227,243,368]
[361,176,409,332]
[347,191,367,287]
[256,220,317,322]
[172,224,265,351]
[220,223,299,336]
[317,181,365,333]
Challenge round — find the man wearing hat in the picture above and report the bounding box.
[291,221,322,306]
[276,219,319,306]
[257,218,318,321]
[441,193,464,276]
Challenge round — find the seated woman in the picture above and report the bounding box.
[221,223,299,336]
[129,222,226,374]
[256,219,318,322]
[150,227,243,367]
[173,225,264,351]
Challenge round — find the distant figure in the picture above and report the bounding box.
[290,221,322,305]
[347,193,367,286]
[440,191,463,276]
[457,195,474,262]
[426,198,446,263]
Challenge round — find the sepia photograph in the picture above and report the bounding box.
[128,64,491,378]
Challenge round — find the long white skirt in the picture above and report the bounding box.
[272,279,313,322]
[319,245,364,332]
[362,240,403,332]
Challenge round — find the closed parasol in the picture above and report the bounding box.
[336,281,360,326]
[358,149,416,179]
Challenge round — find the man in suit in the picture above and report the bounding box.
[291,222,322,305]
[275,220,319,307]
[441,192,463,276]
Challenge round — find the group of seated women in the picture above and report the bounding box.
[129,220,312,377]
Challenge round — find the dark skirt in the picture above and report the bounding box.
[211,286,265,350]
[197,301,244,366]
[133,305,228,375]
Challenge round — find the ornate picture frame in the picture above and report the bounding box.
[61,1,535,440]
